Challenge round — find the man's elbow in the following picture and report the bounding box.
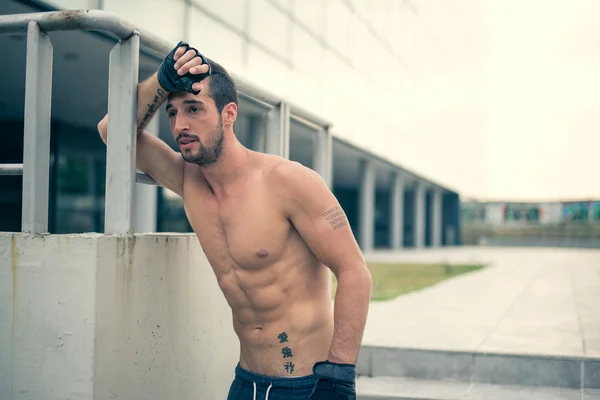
[360,262,373,291]
[353,261,372,294]
[97,117,108,144]
[336,261,372,288]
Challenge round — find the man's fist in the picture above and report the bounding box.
[157,41,212,94]
[309,361,356,400]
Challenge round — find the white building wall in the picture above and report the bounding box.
[485,203,505,227]
[0,233,239,400]
[44,0,97,10]
[540,203,564,224]
[42,0,485,198]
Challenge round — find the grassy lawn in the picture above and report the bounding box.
[332,263,485,302]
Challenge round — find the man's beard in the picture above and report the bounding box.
[181,118,224,167]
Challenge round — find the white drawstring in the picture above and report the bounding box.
[265,383,273,400]
[252,382,273,400]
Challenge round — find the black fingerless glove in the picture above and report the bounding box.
[157,41,212,95]
[309,361,356,400]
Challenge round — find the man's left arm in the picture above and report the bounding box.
[270,161,372,364]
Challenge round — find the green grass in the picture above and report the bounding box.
[332,263,485,302]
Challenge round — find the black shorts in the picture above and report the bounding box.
[226,363,318,400]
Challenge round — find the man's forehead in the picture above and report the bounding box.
[168,90,207,102]
[166,80,212,104]
[167,79,209,100]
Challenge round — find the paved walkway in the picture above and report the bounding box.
[361,246,600,358]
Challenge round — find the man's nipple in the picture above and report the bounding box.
[255,249,269,258]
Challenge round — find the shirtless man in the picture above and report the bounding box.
[97,42,372,400]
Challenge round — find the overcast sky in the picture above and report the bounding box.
[482,0,599,201]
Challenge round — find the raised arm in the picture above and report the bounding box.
[97,72,185,196]
[97,42,210,197]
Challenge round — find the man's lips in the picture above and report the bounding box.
[178,135,198,146]
[178,138,197,150]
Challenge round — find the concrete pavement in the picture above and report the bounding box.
[361,246,600,358]
[356,375,600,399]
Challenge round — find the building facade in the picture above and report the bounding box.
[0,0,469,249]
[462,199,600,227]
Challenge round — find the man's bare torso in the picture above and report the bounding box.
[182,152,334,377]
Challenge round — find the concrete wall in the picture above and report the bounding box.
[0,233,238,400]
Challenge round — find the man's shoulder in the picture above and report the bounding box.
[261,156,327,203]
[262,157,312,186]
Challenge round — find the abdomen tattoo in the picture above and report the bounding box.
[278,331,295,374]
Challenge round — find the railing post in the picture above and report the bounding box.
[21,21,53,234]
[265,102,290,158]
[104,32,140,234]
[312,126,332,188]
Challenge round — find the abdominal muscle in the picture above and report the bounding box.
[221,261,334,378]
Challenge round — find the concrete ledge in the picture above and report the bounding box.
[1,233,239,400]
[358,397,408,400]
[586,361,600,389]
[360,345,600,389]
[369,347,473,382]
[356,346,372,376]
[472,352,580,388]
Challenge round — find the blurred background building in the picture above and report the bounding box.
[462,199,600,248]
[1,0,598,248]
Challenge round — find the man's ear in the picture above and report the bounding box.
[222,102,237,127]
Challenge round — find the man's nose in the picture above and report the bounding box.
[173,114,190,134]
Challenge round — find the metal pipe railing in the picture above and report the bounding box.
[0,164,158,185]
[0,9,169,57]
[0,10,331,128]
[0,10,333,235]
[0,164,24,175]
[291,114,329,133]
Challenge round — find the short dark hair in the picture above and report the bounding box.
[206,59,238,114]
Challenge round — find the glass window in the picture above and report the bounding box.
[51,121,107,233]
[53,152,105,233]
[157,187,192,233]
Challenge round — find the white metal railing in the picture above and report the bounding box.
[0,10,333,235]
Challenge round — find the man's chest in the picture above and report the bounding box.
[183,186,291,273]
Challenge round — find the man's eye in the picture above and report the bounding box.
[190,106,199,113]
[168,111,176,118]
